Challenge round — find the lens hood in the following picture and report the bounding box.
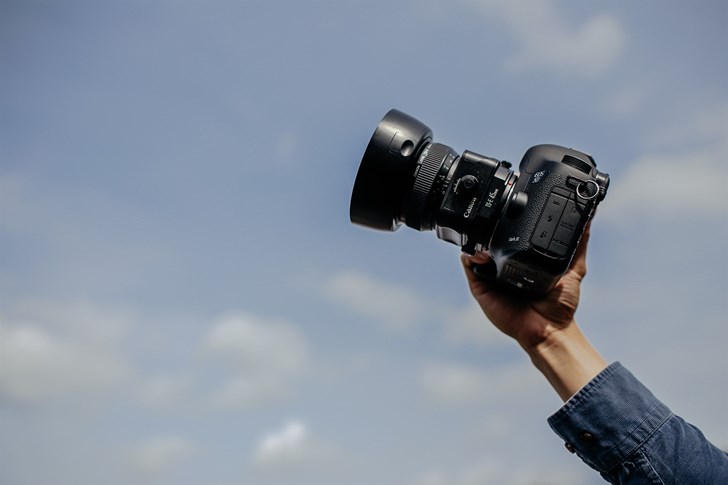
[349,109,432,231]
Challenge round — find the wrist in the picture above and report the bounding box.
[524,322,607,401]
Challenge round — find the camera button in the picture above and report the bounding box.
[576,180,599,200]
[506,192,528,218]
[566,176,581,190]
[548,200,581,257]
[532,193,567,251]
[456,175,479,196]
[549,231,572,257]
[560,200,582,229]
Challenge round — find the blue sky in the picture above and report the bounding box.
[1,1,727,484]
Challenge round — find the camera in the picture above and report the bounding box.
[349,109,609,297]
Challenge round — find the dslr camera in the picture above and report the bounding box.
[349,109,609,298]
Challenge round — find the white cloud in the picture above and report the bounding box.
[205,313,309,374]
[600,147,728,222]
[0,303,131,403]
[442,301,507,347]
[600,103,728,223]
[136,312,314,411]
[254,420,308,465]
[421,362,489,404]
[324,271,513,347]
[473,0,624,76]
[323,271,429,331]
[208,374,292,409]
[253,419,335,470]
[129,435,196,474]
[139,373,195,409]
[203,313,310,408]
[644,100,728,150]
[420,361,540,406]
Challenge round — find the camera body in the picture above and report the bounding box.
[350,109,609,298]
[440,143,608,296]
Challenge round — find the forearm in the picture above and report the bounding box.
[522,321,607,401]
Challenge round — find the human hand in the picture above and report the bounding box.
[461,226,590,352]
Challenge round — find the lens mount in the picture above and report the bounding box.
[350,110,433,231]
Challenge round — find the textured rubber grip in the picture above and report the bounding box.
[406,143,450,230]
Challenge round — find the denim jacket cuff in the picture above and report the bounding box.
[547,362,672,472]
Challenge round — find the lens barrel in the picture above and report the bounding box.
[404,142,457,231]
[349,110,432,231]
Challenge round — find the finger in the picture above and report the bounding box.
[461,252,491,278]
[461,253,478,285]
[568,222,591,279]
[461,252,500,297]
[466,250,491,264]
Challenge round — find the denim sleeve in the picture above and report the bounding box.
[547,362,728,484]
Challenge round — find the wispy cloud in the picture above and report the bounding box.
[420,361,540,406]
[203,313,311,408]
[134,311,314,411]
[323,271,430,331]
[441,301,507,347]
[0,302,132,403]
[129,435,196,474]
[600,102,728,223]
[473,0,624,76]
[253,419,337,470]
[323,270,509,347]
[138,372,196,410]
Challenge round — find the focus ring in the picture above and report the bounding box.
[406,143,449,230]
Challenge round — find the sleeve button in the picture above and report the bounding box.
[564,442,576,453]
[579,431,596,445]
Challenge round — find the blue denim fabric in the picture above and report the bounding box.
[548,362,728,484]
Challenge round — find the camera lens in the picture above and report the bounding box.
[350,109,513,253]
[350,110,433,231]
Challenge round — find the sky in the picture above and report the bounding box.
[1,1,727,484]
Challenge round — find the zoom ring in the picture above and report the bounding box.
[406,143,450,230]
